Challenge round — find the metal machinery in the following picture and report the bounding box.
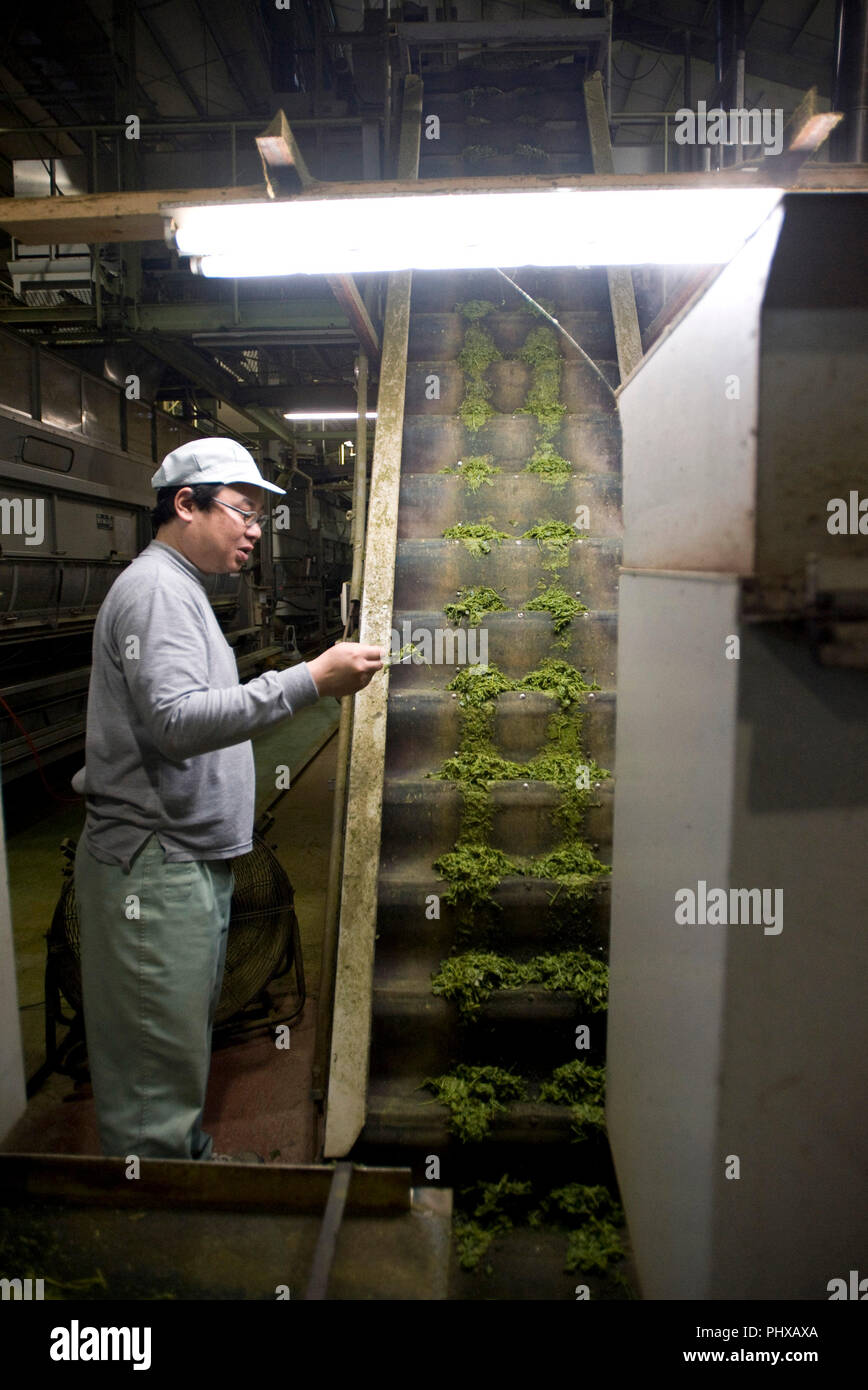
[607,192,868,1299]
[0,326,351,783]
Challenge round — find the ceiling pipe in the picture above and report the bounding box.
[831,0,868,162]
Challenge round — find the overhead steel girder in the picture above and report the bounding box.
[390,19,610,45]
[136,334,299,446]
[0,300,354,337]
[234,384,358,409]
[139,301,353,336]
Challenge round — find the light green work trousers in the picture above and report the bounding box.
[74,832,234,1159]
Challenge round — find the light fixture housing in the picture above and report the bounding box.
[283,411,377,421]
[165,186,784,277]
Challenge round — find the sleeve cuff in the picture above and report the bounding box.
[279,661,320,712]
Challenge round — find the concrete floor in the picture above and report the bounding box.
[1,700,341,1164]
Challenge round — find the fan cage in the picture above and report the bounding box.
[48,834,298,1027]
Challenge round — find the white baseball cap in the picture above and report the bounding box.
[151,438,286,494]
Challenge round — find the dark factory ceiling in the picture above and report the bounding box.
[0,0,842,457]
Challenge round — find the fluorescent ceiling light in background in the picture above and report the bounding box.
[167,188,783,277]
[283,411,378,420]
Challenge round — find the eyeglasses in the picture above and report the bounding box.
[213,498,269,529]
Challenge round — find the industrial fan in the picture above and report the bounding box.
[42,824,305,1082]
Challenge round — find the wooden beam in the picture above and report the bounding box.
[326,275,380,359]
[255,109,318,197]
[786,86,843,151]
[0,185,266,247]
[750,86,844,185]
[1,168,866,247]
[323,74,423,1160]
[583,70,643,382]
[255,110,378,356]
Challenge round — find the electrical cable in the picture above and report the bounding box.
[611,53,664,84]
[494,269,617,400]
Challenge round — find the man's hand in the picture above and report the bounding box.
[306,642,384,698]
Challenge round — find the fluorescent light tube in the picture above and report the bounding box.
[282,411,378,420]
[168,188,783,276]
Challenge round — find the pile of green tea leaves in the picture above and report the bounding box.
[456,300,500,321]
[522,519,578,572]
[437,747,525,789]
[536,840,611,916]
[422,1065,526,1144]
[447,662,516,705]
[539,1059,606,1105]
[461,144,498,164]
[456,303,502,434]
[430,661,609,927]
[442,520,511,556]
[518,657,596,708]
[430,948,609,1021]
[446,658,598,709]
[439,453,502,493]
[538,1060,608,1146]
[453,1176,532,1271]
[524,581,586,640]
[462,86,504,106]
[535,842,610,883]
[444,585,510,626]
[514,321,575,487]
[548,1185,625,1275]
[519,326,565,434]
[524,442,573,487]
[450,1172,626,1281]
[433,844,521,914]
[514,143,549,164]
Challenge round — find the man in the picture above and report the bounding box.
[74,438,382,1160]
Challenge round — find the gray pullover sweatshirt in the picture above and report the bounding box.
[82,539,320,869]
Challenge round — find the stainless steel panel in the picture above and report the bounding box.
[126,400,154,460]
[609,193,868,1300]
[155,410,182,461]
[82,375,122,448]
[0,334,33,417]
[40,356,82,433]
[0,557,120,622]
[618,204,784,574]
[607,571,740,1300]
[619,193,868,587]
[54,496,138,561]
